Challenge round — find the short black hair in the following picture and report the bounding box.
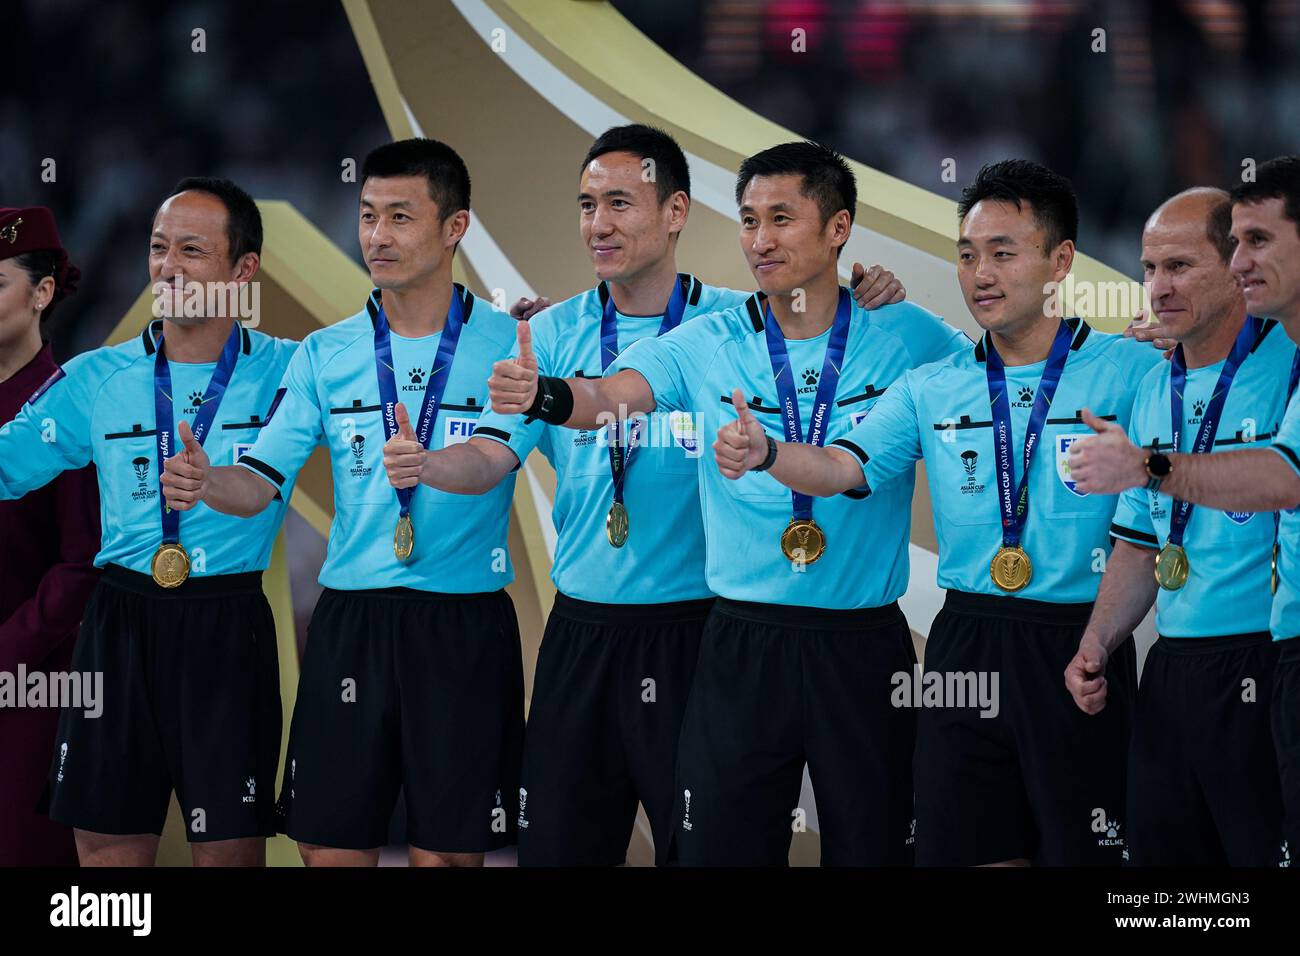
[165,176,263,264]
[361,138,472,222]
[957,159,1079,252]
[1230,155,1300,237]
[580,124,691,204]
[735,141,857,232]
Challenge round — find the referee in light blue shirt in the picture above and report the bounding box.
[1069,156,1300,864]
[0,180,297,866]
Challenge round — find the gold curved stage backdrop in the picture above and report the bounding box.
[125,0,1144,866]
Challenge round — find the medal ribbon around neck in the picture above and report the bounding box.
[983,319,1074,553]
[153,321,242,547]
[598,275,689,511]
[763,287,853,525]
[373,285,467,524]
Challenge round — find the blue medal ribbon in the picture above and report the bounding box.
[764,287,852,523]
[599,275,689,506]
[1167,315,1262,549]
[153,321,243,544]
[984,320,1074,550]
[373,285,467,520]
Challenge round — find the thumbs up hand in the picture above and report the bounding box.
[161,418,211,511]
[1067,408,1148,494]
[383,401,427,490]
[714,389,770,479]
[489,321,539,414]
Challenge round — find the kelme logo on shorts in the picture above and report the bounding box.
[1091,807,1125,848]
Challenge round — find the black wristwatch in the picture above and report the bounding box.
[1144,452,1172,492]
[751,435,778,473]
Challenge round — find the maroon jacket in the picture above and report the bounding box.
[0,343,101,866]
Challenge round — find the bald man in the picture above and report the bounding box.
[1064,188,1290,865]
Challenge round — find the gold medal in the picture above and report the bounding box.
[781,518,826,564]
[990,545,1032,592]
[151,542,191,589]
[606,501,629,548]
[394,514,414,562]
[1272,542,1280,596]
[1154,542,1189,590]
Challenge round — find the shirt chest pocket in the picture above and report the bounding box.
[326,399,394,505]
[100,424,164,532]
[1041,419,1122,519]
[716,396,791,502]
[928,428,999,527]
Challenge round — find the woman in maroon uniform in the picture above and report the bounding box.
[0,206,101,866]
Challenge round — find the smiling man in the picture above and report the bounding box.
[162,139,525,867]
[711,160,1163,866]
[1069,156,1300,858]
[489,140,967,866]
[0,180,297,867]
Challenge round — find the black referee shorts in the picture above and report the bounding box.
[47,565,282,842]
[517,593,712,866]
[673,598,917,867]
[914,590,1136,867]
[1273,637,1300,864]
[1127,633,1284,866]
[276,586,524,854]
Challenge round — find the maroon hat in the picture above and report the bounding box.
[0,206,81,305]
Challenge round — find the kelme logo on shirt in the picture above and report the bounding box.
[348,434,372,478]
[1188,399,1206,426]
[959,449,985,495]
[183,391,204,415]
[798,367,820,396]
[130,457,158,503]
[1012,386,1036,409]
[1056,434,1088,497]
[404,367,426,393]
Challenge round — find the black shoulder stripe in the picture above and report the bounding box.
[474,426,512,443]
[238,455,286,490]
[829,438,869,466]
[684,273,702,306]
[1110,522,1158,547]
[745,294,765,332]
[1252,318,1279,353]
[1068,317,1091,350]
[973,334,987,363]
[457,282,474,324]
[240,324,252,354]
[141,319,163,355]
[597,281,611,311]
[1275,443,1300,474]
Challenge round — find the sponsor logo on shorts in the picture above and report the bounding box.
[1056,434,1088,497]
[1282,840,1292,868]
[57,742,68,782]
[517,787,529,829]
[681,788,693,832]
[242,777,256,804]
[1091,807,1125,849]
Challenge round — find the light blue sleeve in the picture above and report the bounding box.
[1109,414,1158,548]
[1272,394,1300,478]
[829,368,923,493]
[237,342,323,492]
[890,301,971,366]
[0,353,98,499]
[610,315,724,414]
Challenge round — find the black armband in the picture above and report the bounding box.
[524,375,575,425]
[751,435,778,473]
